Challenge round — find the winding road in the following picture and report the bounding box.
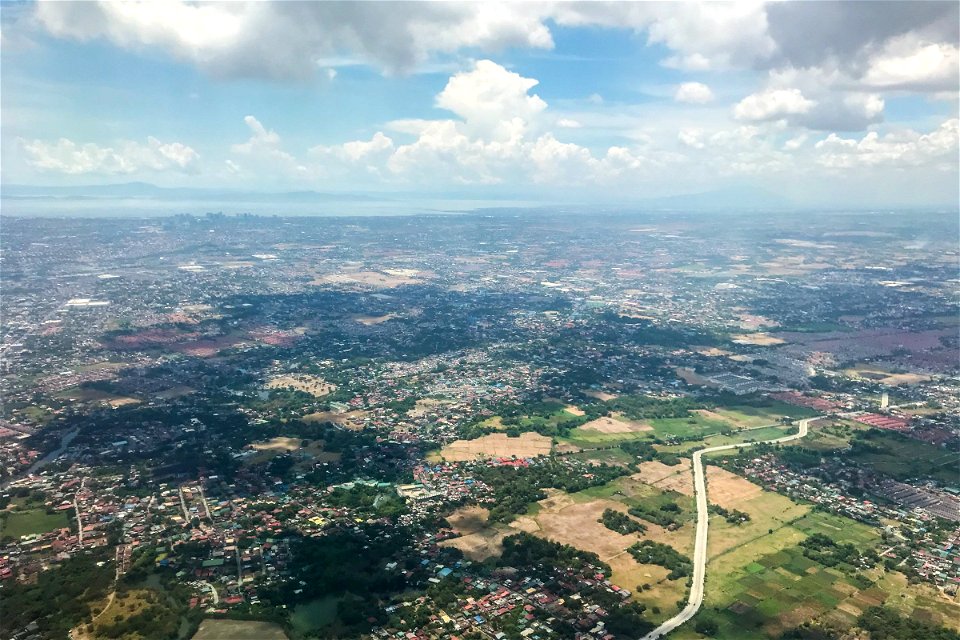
[641,417,816,639]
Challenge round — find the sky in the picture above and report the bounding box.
[1,0,958,207]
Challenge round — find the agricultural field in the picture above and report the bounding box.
[578,415,652,434]
[847,430,960,485]
[707,400,817,428]
[192,619,288,640]
[443,474,698,625]
[0,508,69,539]
[661,425,796,456]
[243,437,341,467]
[428,432,553,462]
[843,364,932,386]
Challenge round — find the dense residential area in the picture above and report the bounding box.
[0,211,957,640]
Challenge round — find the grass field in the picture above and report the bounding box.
[660,425,796,456]
[192,619,289,640]
[710,400,816,428]
[0,508,69,538]
[291,596,341,635]
[695,499,947,639]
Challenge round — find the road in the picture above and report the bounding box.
[641,417,815,640]
[74,477,86,547]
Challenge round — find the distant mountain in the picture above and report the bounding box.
[1,182,385,202]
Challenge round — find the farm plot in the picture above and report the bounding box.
[429,432,552,462]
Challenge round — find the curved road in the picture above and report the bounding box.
[641,417,816,640]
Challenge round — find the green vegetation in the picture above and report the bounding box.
[325,484,407,517]
[628,541,692,580]
[846,430,960,485]
[799,533,878,571]
[628,499,684,528]
[0,550,114,639]
[857,606,960,640]
[501,532,609,576]
[598,508,647,535]
[0,507,69,540]
[709,504,751,525]
[474,459,628,523]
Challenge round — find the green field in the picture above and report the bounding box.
[712,400,817,427]
[848,430,960,486]
[703,507,894,638]
[659,425,796,457]
[193,619,289,640]
[291,596,341,635]
[647,414,731,439]
[0,508,69,539]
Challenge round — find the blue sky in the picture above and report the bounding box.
[2,1,958,206]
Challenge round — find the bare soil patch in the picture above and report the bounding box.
[266,375,336,397]
[732,333,787,346]
[303,410,368,430]
[563,405,586,416]
[635,461,694,496]
[706,466,763,509]
[431,432,552,462]
[579,416,652,434]
[584,390,619,401]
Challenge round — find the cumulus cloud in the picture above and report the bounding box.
[674,82,714,104]
[814,119,959,168]
[20,136,199,174]
[30,0,957,90]
[435,60,547,140]
[862,36,960,91]
[32,1,554,78]
[230,115,307,176]
[734,88,815,122]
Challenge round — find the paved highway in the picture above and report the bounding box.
[641,417,815,639]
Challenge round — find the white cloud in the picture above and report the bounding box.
[435,60,547,140]
[674,82,714,104]
[230,115,306,176]
[783,134,808,150]
[862,37,960,91]
[20,136,199,174]
[557,118,582,129]
[678,128,705,149]
[734,88,815,122]
[814,119,959,168]
[32,1,555,78]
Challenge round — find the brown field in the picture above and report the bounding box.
[675,367,716,387]
[352,313,396,325]
[441,506,539,560]
[584,390,619,401]
[266,375,336,397]
[152,385,195,400]
[731,333,787,346]
[695,347,733,357]
[705,466,763,509]
[429,432,552,462]
[636,461,694,496]
[303,410,368,430]
[192,619,289,640]
[311,270,422,288]
[57,387,141,408]
[844,367,931,386]
[408,398,453,418]
[563,405,586,416]
[245,437,341,466]
[579,416,652,434]
[251,436,303,452]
